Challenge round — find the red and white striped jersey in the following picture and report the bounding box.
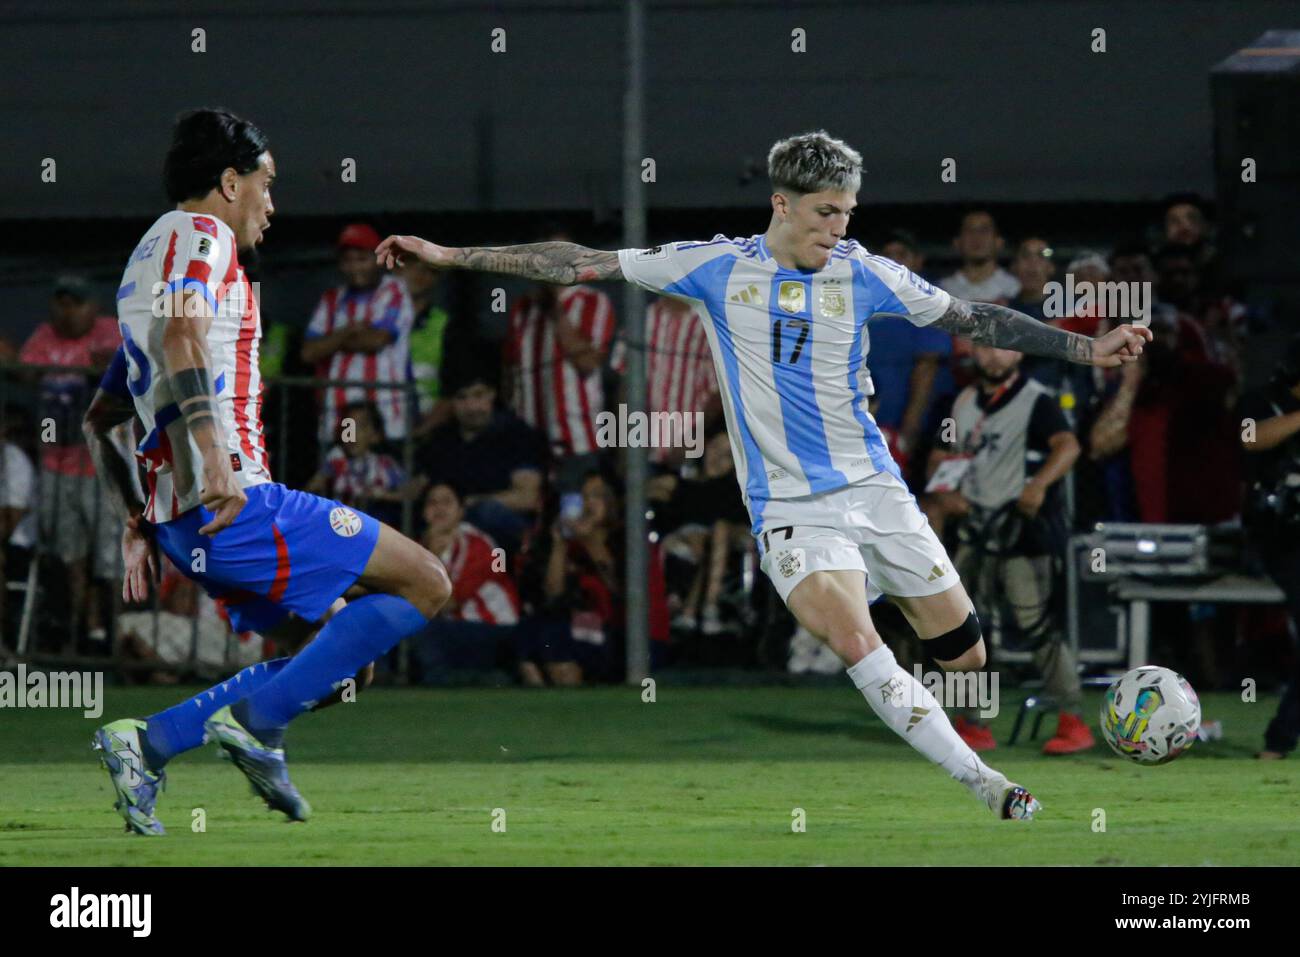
[504,285,616,457]
[610,297,718,463]
[437,523,520,625]
[115,210,270,524]
[305,277,414,442]
[317,445,407,504]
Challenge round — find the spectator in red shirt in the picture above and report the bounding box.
[302,224,415,444]
[1154,241,1244,378]
[503,227,616,492]
[411,481,522,685]
[1091,310,1240,526]
[423,482,521,625]
[19,275,122,647]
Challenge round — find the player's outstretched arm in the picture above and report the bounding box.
[160,288,247,535]
[376,235,624,285]
[931,298,1153,368]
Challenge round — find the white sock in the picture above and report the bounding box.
[846,643,997,790]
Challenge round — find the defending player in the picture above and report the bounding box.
[375,131,1152,820]
[85,109,450,835]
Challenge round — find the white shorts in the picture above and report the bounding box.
[756,470,961,605]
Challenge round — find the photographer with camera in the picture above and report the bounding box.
[1240,333,1300,760]
[923,344,1093,754]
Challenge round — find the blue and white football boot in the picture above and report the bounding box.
[92,718,167,836]
[203,705,311,822]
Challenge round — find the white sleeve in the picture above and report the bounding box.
[854,249,952,327]
[619,244,688,296]
[618,239,724,300]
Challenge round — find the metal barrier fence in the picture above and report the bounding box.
[1,361,419,679]
[3,355,1262,686]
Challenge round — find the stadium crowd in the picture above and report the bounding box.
[2,196,1291,749]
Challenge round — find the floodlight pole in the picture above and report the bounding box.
[623,0,649,685]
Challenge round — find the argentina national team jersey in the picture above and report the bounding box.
[617,235,952,531]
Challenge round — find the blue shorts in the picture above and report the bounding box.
[151,483,382,634]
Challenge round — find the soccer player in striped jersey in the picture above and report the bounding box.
[83,109,450,835]
[301,223,415,443]
[377,131,1152,821]
[504,248,617,467]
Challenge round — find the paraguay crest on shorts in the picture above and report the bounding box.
[329,506,363,538]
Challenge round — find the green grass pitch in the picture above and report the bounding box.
[1,684,1297,865]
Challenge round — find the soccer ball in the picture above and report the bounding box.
[1099,666,1201,764]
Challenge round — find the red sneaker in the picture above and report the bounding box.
[954,715,996,751]
[1043,711,1096,755]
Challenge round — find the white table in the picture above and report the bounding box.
[1114,574,1285,669]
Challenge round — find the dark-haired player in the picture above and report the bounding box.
[86,109,450,835]
[376,130,1152,820]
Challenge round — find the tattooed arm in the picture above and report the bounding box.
[375,236,623,286]
[931,298,1152,368]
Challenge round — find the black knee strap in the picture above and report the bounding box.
[925,611,982,661]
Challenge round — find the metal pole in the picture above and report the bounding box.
[277,379,289,485]
[399,379,417,683]
[1066,533,1080,662]
[401,380,416,539]
[623,0,649,685]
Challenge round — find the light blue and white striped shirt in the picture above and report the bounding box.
[618,234,952,532]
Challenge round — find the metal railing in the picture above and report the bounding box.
[1,361,421,679]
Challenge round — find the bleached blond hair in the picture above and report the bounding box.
[767,130,862,196]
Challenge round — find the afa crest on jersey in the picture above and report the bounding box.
[818,286,846,317]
